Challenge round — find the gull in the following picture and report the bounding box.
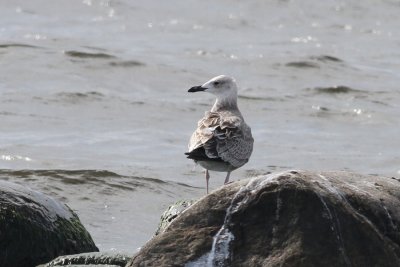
[185,75,254,193]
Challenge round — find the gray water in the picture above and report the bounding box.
[1,0,399,253]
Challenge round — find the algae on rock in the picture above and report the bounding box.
[0,180,98,267]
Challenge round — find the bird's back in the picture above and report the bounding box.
[187,110,253,169]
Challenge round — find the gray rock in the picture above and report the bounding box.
[0,180,98,267]
[39,252,131,267]
[126,170,400,267]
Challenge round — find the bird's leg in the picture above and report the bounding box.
[205,169,210,194]
[224,172,231,184]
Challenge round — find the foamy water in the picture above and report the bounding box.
[1,0,399,252]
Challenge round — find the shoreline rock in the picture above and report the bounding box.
[126,170,400,267]
[0,180,98,267]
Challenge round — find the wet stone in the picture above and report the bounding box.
[155,200,194,235]
[126,170,400,267]
[0,181,98,267]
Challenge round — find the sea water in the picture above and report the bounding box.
[0,0,399,252]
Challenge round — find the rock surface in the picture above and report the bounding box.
[39,252,131,267]
[155,200,194,236]
[0,180,98,267]
[126,170,400,267]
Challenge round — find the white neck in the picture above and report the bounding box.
[211,92,239,112]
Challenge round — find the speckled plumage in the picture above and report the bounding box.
[188,110,253,170]
[185,75,253,193]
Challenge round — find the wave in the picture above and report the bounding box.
[0,43,41,49]
[64,50,116,59]
[311,85,365,94]
[285,61,320,68]
[284,54,344,69]
[0,169,197,192]
[55,91,105,101]
[109,60,145,67]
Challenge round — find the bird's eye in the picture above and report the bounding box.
[213,81,220,86]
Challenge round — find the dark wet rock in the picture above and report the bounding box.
[285,61,320,68]
[0,181,98,267]
[126,170,400,267]
[64,50,116,59]
[155,200,194,236]
[39,252,131,267]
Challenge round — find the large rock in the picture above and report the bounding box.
[126,170,400,267]
[0,180,98,267]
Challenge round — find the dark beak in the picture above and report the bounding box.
[188,86,206,93]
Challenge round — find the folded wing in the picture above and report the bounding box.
[186,111,253,168]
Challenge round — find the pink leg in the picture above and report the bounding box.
[224,172,231,184]
[205,169,210,194]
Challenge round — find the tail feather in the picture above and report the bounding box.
[185,147,223,162]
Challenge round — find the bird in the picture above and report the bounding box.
[185,75,254,194]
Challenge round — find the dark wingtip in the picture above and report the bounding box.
[188,86,205,93]
[184,152,193,160]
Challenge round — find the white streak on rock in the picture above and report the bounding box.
[207,227,235,266]
[184,252,210,267]
[206,171,291,266]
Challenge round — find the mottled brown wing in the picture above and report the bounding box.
[215,121,254,167]
[187,112,253,166]
[188,112,220,154]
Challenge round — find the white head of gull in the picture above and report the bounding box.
[186,75,254,194]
